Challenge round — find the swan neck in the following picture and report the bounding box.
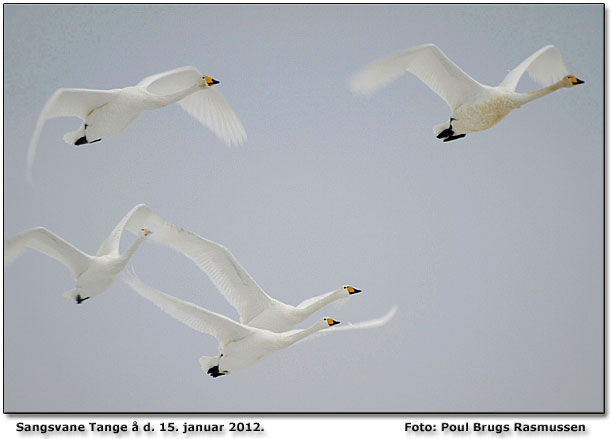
[119,235,146,264]
[150,83,201,106]
[284,321,325,345]
[300,289,343,315]
[513,81,564,106]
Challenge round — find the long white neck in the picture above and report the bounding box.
[283,320,329,346]
[298,289,344,316]
[117,235,146,267]
[147,82,202,108]
[512,80,566,107]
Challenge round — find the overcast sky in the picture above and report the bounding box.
[3,4,603,413]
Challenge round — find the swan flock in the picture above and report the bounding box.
[10,43,583,379]
[6,203,396,376]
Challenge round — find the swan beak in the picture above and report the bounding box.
[572,77,584,85]
[347,286,362,295]
[204,76,220,86]
[326,318,341,326]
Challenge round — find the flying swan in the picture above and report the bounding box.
[4,204,152,303]
[27,66,247,181]
[122,204,396,332]
[349,44,584,141]
[124,271,396,377]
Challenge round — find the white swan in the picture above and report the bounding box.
[349,44,584,141]
[27,66,247,181]
[122,205,390,332]
[4,204,152,303]
[124,271,395,377]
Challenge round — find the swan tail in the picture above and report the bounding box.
[199,355,218,375]
[432,120,451,137]
[63,126,86,146]
[61,289,78,301]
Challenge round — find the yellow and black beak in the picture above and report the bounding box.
[347,286,362,295]
[204,76,220,86]
[326,318,341,326]
[571,76,584,85]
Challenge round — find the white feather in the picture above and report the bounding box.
[27,66,246,182]
[4,204,151,301]
[123,271,388,376]
[349,44,582,138]
[123,205,368,332]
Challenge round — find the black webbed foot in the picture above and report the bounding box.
[74,136,88,146]
[443,134,466,142]
[436,128,454,139]
[207,365,226,378]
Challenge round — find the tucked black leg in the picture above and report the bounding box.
[76,294,90,304]
[89,138,102,144]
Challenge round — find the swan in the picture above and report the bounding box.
[4,204,152,303]
[124,271,396,377]
[349,44,584,141]
[27,66,247,181]
[122,204,386,332]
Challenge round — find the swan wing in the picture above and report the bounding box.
[27,87,118,182]
[498,45,568,91]
[95,204,151,256]
[4,227,92,278]
[349,44,483,109]
[137,66,203,96]
[123,206,274,323]
[293,306,398,345]
[123,270,253,346]
[178,88,247,146]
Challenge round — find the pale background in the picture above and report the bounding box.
[3,4,603,412]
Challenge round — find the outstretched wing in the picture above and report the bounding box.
[95,204,151,256]
[178,88,247,146]
[123,269,253,346]
[138,66,246,146]
[4,227,92,278]
[498,45,568,91]
[138,66,203,96]
[349,44,483,110]
[27,87,118,182]
[293,306,398,345]
[123,206,274,323]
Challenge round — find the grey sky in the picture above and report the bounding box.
[3,4,603,412]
